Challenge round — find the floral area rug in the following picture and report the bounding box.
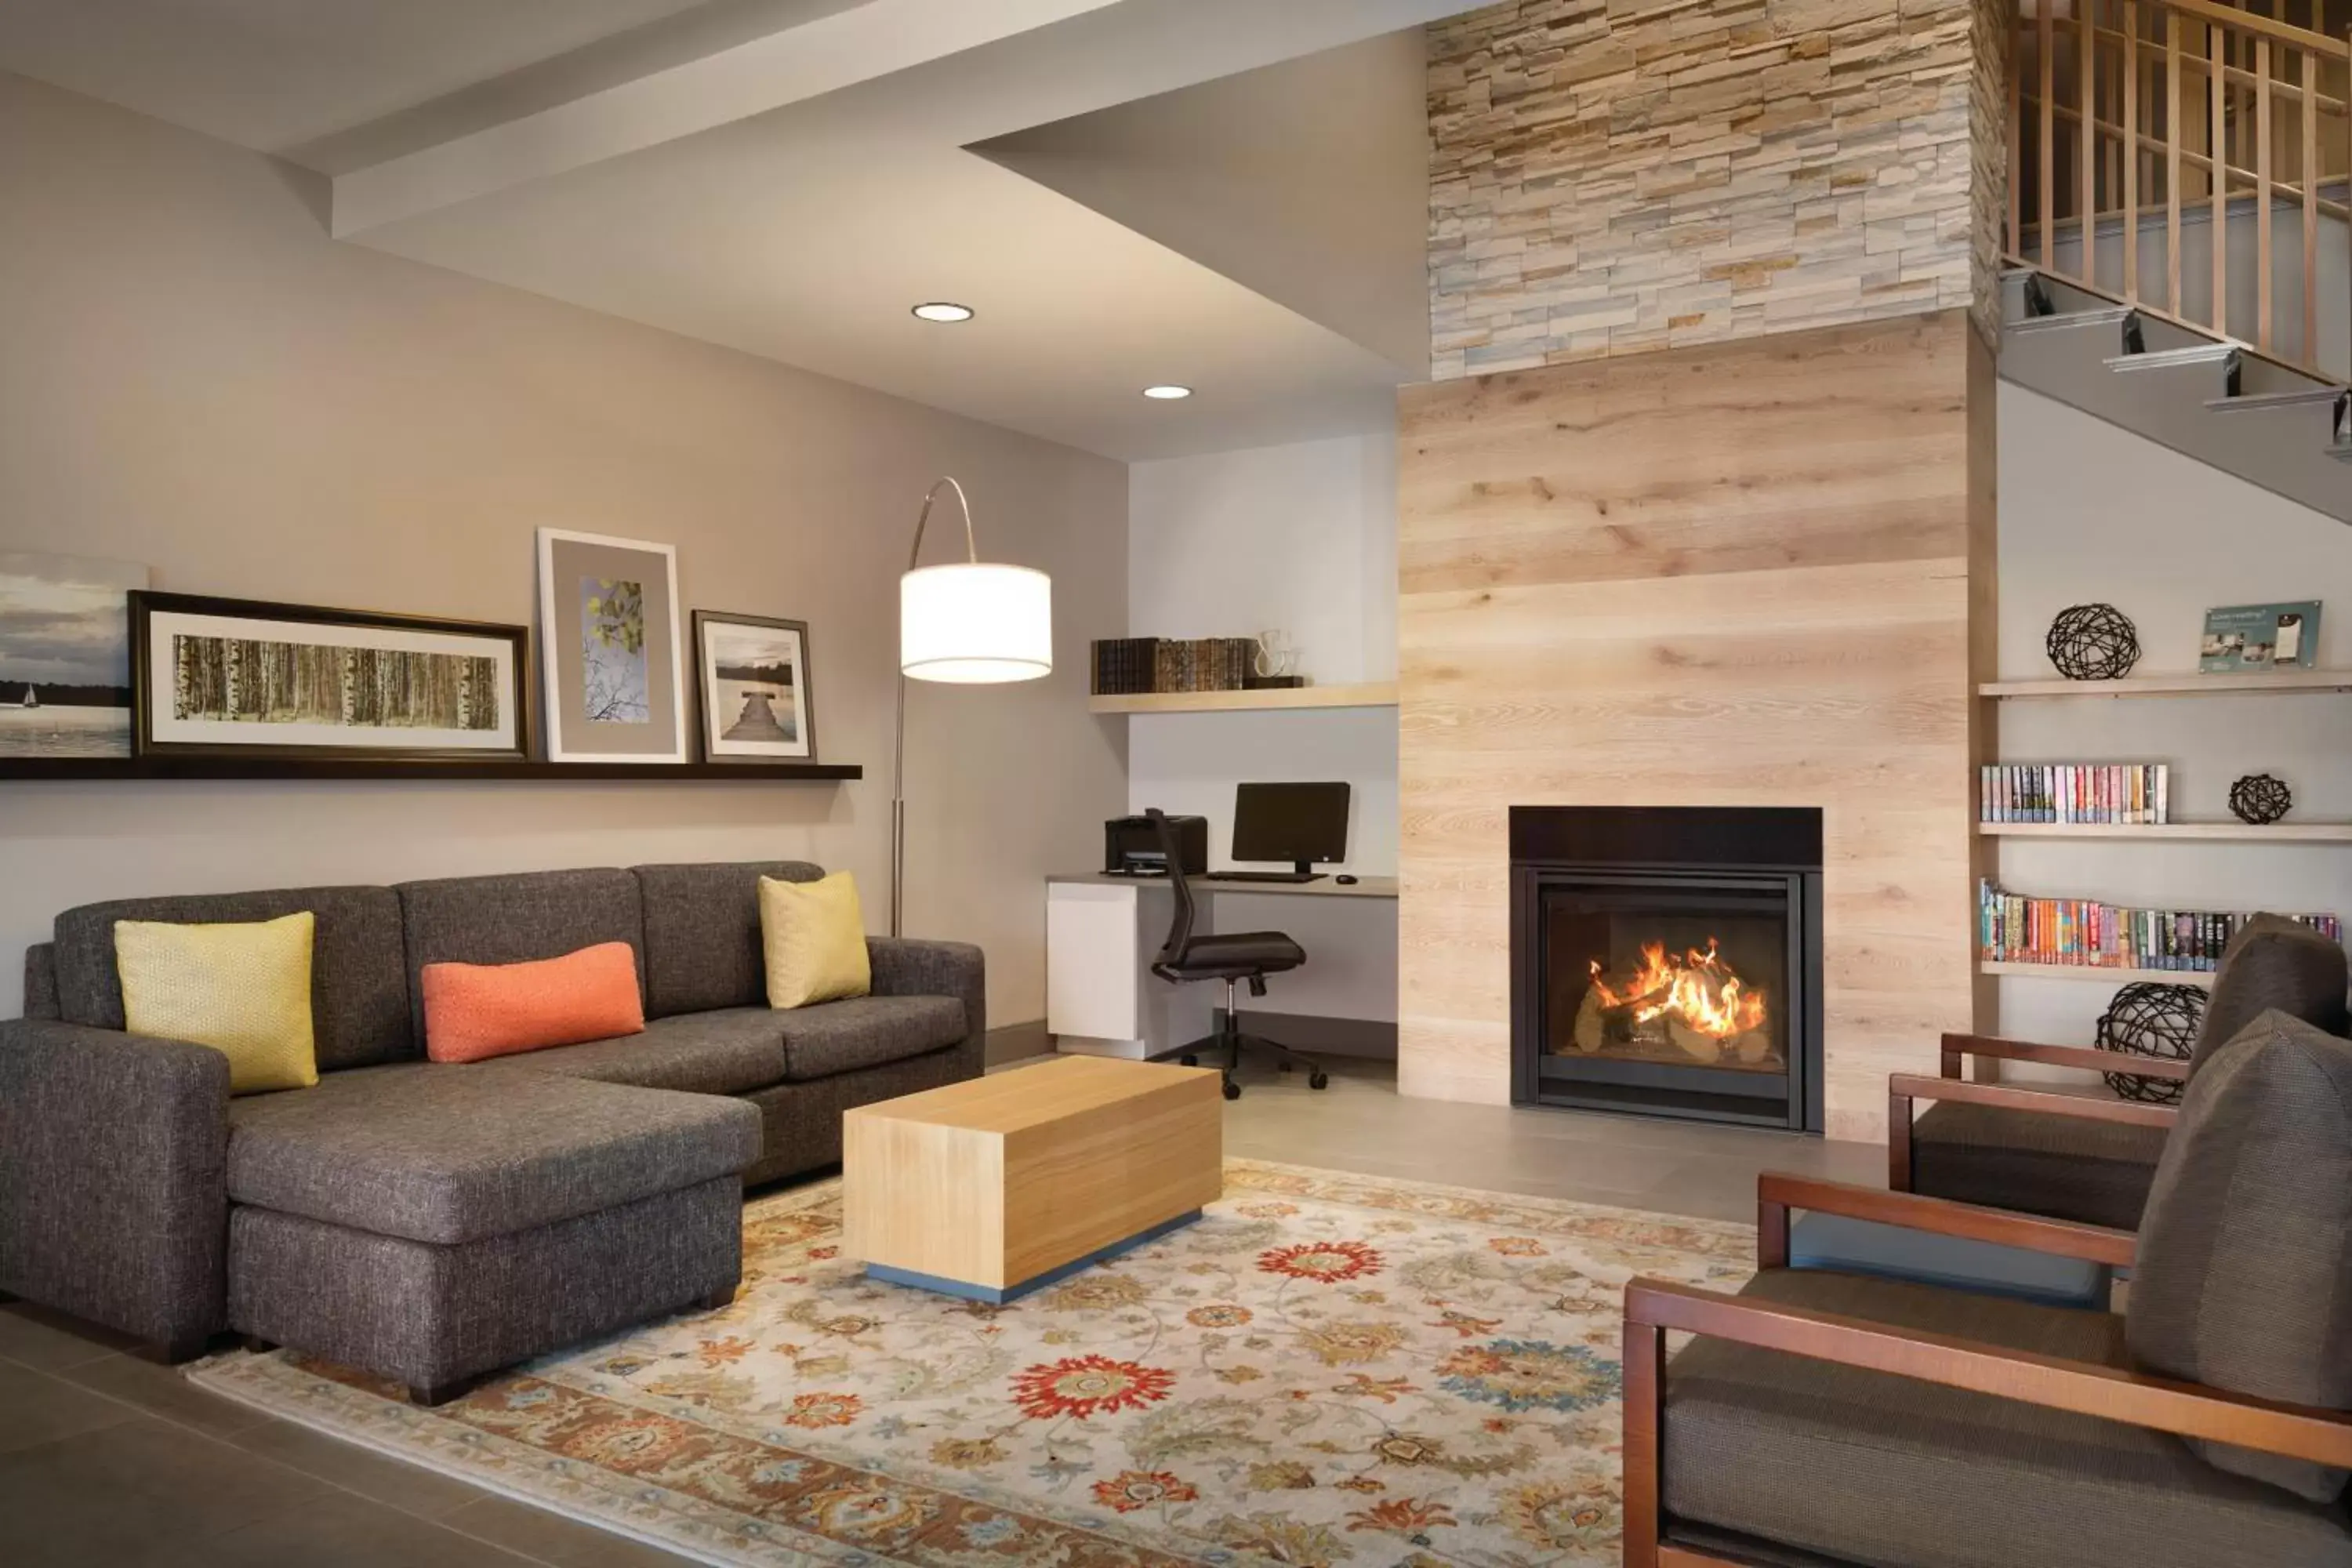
[189,1160,1751,1568]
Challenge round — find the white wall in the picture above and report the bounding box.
[0,72,1129,1024]
[1994,380,2352,1048]
[1124,431,1399,1025]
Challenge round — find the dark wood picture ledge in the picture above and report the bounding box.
[0,758,861,783]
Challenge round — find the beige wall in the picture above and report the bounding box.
[1426,0,2006,377]
[0,72,1129,1022]
[1397,311,1992,1139]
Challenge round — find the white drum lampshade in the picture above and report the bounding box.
[899,562,1052,683]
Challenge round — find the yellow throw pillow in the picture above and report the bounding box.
[116,912,319,1094]
[759,872,872,1010]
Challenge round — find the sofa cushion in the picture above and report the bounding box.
[422,942,644,1064]
[779,994,967,1082]
[226,1063,758,1246]
[2129,1011,2352,1502]
[492,1007,789,1096]
[53,886,410,1071]
[633,861,822,1018]
[395,869,644,1048]
[1909,1099,2167,1230]
[2187,915,2350,1077]
[1663,1269,2352,1568]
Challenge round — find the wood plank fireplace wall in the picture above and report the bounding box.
[1396,311,1996,1140]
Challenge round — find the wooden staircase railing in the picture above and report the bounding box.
[2013,0,2352,377]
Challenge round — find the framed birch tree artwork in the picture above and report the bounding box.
[535,529,686,764]
[131,591,528,761]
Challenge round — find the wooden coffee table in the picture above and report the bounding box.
[842,1055,1222,1303]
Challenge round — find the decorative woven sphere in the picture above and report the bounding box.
[2097,981,2206,1104]
[2228,771,2292,826]
[2045,603,2141,681]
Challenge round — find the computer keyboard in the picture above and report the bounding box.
[1200,870,1323,884]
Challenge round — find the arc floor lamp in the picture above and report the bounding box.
[892,477,1053,936]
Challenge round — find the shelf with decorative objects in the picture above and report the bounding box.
[0,758,862,782]
[1979,961,2216,989]
[1977,821,2352,842]
[1087,681,1399,715]
[1980,669,2352,699]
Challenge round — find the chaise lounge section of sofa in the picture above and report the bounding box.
[0,860,983,1402]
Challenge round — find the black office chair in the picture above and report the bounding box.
[1141,808,1328,1100]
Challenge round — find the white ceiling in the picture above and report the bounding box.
[0,0,1454,460]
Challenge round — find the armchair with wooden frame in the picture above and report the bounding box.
[1889,913,2348,1231]
[1622,1010,2352,1568]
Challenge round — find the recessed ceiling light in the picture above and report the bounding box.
[911,302,974,323]
[1142,384,1192,400]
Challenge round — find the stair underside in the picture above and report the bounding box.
[2001,266,2350,522]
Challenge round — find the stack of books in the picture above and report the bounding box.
[1980,764,2169,824]
[1090,637,1301,696]
[1979,879,2340,971]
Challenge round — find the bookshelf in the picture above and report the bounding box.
[1089,682,1399,716]
[1980,669,2352,699]
[1980,960,2216,988]
[1978,821,2352,843]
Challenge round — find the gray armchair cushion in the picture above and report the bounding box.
[23,942,60,1019]
[632,861,822,1018]
[490,1007,789,1096]
[226,1063,759,1246]
[779,994,967,1081]
[1909,1100,2168,1229]
[51,886,411,1071]
[0,1019,231,1345]
[2129,1011,2352,1503]
[396,869,644,1047]
[1664,1269,2352,1568]
[2188,914,2350,1077]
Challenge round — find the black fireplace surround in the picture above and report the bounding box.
[1510,806,1824,1132]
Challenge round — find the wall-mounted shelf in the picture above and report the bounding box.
[1980,960,2216,988]
[1980,670,2352,699]
[0,758,862,783]
[1088,681,1399,715]
[1978,821,2352,842]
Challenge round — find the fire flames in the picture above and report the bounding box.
[1588,938,1767,1040]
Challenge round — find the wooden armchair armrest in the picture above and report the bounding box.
[1753,1174,2136,1269]
[1939,1031,2193,1082]
[1618,1279,2352,1566]
[1624,1277,2352,1465]
[1889,1074,2179,1190]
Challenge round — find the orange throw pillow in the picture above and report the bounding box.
[421,942,644,1064]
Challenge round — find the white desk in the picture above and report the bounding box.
[1044,873,1399,1058]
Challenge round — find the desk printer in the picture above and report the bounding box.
[1104,813,1207,877]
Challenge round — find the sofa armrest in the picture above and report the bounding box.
[23,942,61,1020]
[867,937,985,1043]
[0,1018,232,1349]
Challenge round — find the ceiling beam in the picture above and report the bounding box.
[328,0,1124,238]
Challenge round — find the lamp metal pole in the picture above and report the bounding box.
[891,477,980,938]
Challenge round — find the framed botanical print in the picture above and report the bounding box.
[693,611,816,763]
[535,528,686,764]
[131,591,528,761]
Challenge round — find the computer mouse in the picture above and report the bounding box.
[1334,874,1359,885]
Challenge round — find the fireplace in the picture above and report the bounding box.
[1510,806,1824,1131]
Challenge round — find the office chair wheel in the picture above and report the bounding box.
[1180,1054,1198,1067]
[1222,1080,1242,1102]
[1308,1071,1329,1091]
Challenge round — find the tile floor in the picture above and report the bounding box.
[0,1054,1883,1565]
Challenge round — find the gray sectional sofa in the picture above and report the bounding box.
[0,861,983,1402]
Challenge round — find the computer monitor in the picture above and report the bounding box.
[1232,782,1351,873]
